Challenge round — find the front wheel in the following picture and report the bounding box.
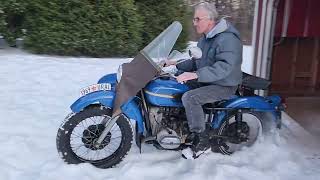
[56,105,133,168]
[216,112,276,155]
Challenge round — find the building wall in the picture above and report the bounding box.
[270,0,320,97]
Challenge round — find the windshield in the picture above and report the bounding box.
[112,21,182,116]
[141,21,182,71]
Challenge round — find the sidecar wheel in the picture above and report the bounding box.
[56,105,133,168]
[216,112,276,155]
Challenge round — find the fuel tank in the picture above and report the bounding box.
[144,76,189,107]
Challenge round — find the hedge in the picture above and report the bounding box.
[0,0,190,57]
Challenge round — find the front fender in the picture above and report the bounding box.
[71,93,145,134]
[121,98,144,134]
[70,91,115,113]
[98,73,117,84]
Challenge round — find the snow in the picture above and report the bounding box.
[0,47,319,180]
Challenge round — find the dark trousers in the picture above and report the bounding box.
[181,84,237,133]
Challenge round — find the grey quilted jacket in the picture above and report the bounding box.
[177,18,243,86]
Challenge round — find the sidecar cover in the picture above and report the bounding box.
[113,21,183,116]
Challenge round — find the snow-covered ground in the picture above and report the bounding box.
[0,48,319,180]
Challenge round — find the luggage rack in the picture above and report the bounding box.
[238,73,271,96]
[241,72,270,90]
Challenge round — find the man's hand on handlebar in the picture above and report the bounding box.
[176,72,198,83]
[164,59,177,67]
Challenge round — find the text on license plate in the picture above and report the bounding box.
[80,83,112,97]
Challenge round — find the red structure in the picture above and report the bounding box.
[253,0,320,97]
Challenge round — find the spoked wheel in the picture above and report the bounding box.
[56,105,133,168]
[217,112,275,155]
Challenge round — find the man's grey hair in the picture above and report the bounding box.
[194,2,219,21]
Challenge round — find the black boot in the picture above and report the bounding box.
[192,132,210,154]
[182,131,210,159]
[185,132,197,145]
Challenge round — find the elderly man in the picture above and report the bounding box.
[167,2,243,158]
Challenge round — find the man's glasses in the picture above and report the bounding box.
[192,16,209,23]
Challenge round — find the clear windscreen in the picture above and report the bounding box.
[141,21,182,70]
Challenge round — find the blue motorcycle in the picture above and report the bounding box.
[56,22,284,168]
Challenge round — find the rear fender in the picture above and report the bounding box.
[212,96,282,129]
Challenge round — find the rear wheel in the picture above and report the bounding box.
[217,112,275,155]
[56,105,133,168]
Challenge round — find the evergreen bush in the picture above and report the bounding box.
[136,0,190,51]
[0,0,190,57]
[0,0,28,45]
[23,0,143,57]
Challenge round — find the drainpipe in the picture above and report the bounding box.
[265,0,280,81]
[251,0,260,75]
[255,0,268,95]
[260,0,275,80]
[257,0,282,96]
[255,0,267,78]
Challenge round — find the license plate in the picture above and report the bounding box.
[80,83,112,97]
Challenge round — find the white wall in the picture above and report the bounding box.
[242,45,254,74]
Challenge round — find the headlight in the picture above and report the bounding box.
[116,65,123,82]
